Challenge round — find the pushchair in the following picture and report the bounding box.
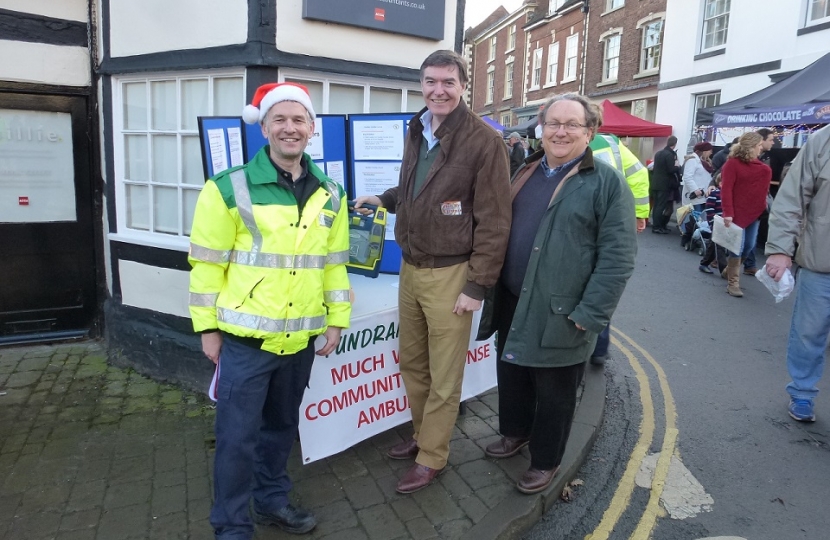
[680,209,711,256]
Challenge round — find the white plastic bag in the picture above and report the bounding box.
[756,266,795,303]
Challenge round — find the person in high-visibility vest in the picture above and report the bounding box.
[189,82,351,536]
[590,133,651,232]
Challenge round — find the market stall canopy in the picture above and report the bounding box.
[506,116,538,139]
[697,52,830,127]
[481,116,506,133]
[598,100,673,137]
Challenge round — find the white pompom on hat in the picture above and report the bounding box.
[242,82,316,124]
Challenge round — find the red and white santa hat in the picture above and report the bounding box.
[242,82,316,124]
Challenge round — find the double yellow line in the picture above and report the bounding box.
[585,327,678,540]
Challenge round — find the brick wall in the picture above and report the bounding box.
[525,8,585,107]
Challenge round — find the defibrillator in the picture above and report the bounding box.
[346,201,387,278]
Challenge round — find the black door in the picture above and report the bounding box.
[0,93,97,342]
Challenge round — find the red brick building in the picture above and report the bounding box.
[584,0,666,158]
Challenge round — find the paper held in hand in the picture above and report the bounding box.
[711,215,743,254]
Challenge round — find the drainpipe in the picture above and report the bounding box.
[578,0,590,95]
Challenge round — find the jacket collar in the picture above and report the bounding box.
[409,101,470,141]
[251,147,328,186]
[511,147,596,201]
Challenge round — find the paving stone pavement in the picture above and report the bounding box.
[0,341,605,540]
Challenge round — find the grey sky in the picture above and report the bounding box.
[464,0,523,28]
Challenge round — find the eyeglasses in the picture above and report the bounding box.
[543,121,588,133]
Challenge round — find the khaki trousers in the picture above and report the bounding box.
[398,261,473,470]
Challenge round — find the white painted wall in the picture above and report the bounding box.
[108,0,248,57]
[119,260,191,318]
[276,0,458,70]
[657,0,830,144]
[0,40,90,87]
[2,0,88,22]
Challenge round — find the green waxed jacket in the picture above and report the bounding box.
[478,148,637,368]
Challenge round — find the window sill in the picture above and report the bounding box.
[503,95,513,100]
[560,77,577,84]
[488,58,495,64]
[601,6,624,17]
[633,70,660,80]
[485,100,494,105]
[108,232,189,253]
[505,47,515,54]
[596,79,618,87]
[528,85,541,91]
[694,48,725,61]
[797,19,830,35]
[543,82,557,89]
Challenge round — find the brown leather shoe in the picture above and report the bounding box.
[386,438,418,460]
[396,464,443,494]
[485,436,530,459]
[516,466,559,494]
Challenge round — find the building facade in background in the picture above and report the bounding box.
[657,0,830,151]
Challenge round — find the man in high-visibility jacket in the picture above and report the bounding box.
[189,82,351,538]
[588,131,649,366]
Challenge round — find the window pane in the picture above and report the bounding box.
[329,84,364,114]
[183,188,200,236]
[152,135,178,185]
[153,186,179,234]
[182,135,205,186]
[181,79,208,131]
[370,88,402,113]
[406,91,423,112]
[123,82,147,130]
[285,79,324,115]
[125,135,148,182]
[151,81,177,131]
[126,184,149,230]
[213,77,243,116]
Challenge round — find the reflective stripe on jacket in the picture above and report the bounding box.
[590,134,650,218]
[188,147,351,355]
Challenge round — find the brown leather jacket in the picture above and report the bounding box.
[378,102,512,300]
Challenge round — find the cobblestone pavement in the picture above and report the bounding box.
[0,341,604,540]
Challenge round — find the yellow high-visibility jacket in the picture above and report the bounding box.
[188,148,351,355]
[590,134,651,219]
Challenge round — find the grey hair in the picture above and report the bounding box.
[539,93,602,130]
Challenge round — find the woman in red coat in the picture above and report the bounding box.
[720,132,772,297]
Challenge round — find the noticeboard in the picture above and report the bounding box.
[197,117,247,179]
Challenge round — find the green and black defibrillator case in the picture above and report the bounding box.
[346,201,387,278]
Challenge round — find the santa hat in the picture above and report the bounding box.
[242,82,316,124]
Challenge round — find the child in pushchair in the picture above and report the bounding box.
[680,209,710,256]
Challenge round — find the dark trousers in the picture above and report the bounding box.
[650,189,673,230]
[210,336,315,539]
[495,285,587,470]
[700,239,727,271]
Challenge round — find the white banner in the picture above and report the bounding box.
[299,309,496,463]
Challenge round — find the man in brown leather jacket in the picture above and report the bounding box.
[356,49,511,494]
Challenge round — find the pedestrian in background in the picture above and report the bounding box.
[698,172,727,274]
[478,93,636,495]
[680,141,714,249]
[742,128,777,276]
[189,82,351,537]
[719,132,772,297]
[765,123,830,423]
[355,50,511,494]
[507,131,526,177]
[651,136,682,234]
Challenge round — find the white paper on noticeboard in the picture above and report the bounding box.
[307,121,324,161]
[325,161,345,188]
[207,129,229,174]
[354,162,401,240]
[227,127,244,167]
[353,120,404,160]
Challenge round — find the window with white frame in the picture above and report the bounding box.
[487,71,495,103]
[505,62,514,98]
[694,91,721,123]
[701,0,730,50]
[508,25,517,50]
[640,20,663,72]
[281,71,422,114]
[548,0,565,15]
[564,34,579,81]
[489,36,498,61]
[807,0,830,24]
[531,48,543,89]
[501,113,511,127]
[115,71,245,241]
[607,0,625,11]
[603,34,621,81]
[546,42,559,85]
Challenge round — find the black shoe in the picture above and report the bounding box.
[590,354,607,366]
[254,504,316,534]
[652,227,669,235]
